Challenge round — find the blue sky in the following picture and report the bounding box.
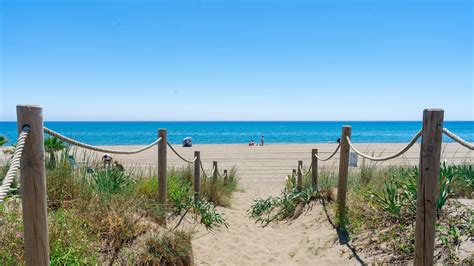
[1,0,472,121]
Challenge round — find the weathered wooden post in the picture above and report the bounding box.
[297,160,303,192]
[223,170,228,185]
[17,105,50,265]
[158,129,167,225]
[414,109,444,265]
[312,149,318,190]
[209,161,218,202]
[337,125,351,226]
[292,169,296,177]
[193,151,201,201]
[212,161,218,181]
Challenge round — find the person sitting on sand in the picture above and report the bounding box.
[248,140,256,146]
[102,153,112,168]
[114,161,124,172]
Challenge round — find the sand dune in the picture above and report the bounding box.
[1,143,471,264]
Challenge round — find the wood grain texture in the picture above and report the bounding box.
[16,105,50,266]
[337,126,351,226]
[158,129,167,225]
[414,109,444,266]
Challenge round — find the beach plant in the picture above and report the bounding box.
[137,230,193,264]
[44,136,67,168]
[249,186,317,226]
[0,135,7,146]
[92,168,132,194]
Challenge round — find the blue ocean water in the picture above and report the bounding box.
[0,121,472,145]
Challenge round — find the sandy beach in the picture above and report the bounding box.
[1,143,471,264]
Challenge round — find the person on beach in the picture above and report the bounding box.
[249,140,256,146]
[260,136,264,146]
[102,153,112,168]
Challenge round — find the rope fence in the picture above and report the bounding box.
[44,127,162,155]
[0,126,30,202]
[314,143,340,161]
[167,142,198,163]
[346,130,422,162]
[442,127,474,150]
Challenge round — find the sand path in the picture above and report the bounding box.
[1,143,471,265]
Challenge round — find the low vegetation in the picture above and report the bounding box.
[0,146,238,264]
[249,159,473,263]
[249,169,318,227]
[321,160,474,264]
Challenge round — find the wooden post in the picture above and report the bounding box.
[336,125,351,226]
[292,169,296,177]
[17,105,50,265]
[297,160,303,192]
[210,161,218,202]
[193,151,201,201]
[414,109,444,265]
[212,161,218,181]
[223,170,228,185]
[312,149,318,190]
[158,129,167,225]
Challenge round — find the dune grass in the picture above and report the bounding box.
[0,148,237,264]
[318,160,474,264]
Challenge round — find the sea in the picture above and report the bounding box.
[0,121,473,146]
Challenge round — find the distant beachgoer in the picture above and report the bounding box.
[261,136,264,146]
[114,161,124,172]
[248,140,256,146]
[102,153,112,167]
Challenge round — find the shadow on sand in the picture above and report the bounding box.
[319,197,366,265]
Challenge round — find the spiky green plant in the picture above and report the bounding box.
[44,137,67,168]
[0,135,7,147]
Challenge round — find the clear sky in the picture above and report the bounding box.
[1,0,472,121]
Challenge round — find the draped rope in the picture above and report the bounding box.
[200,160,217,178]
[299,164,312,176]
[442,128,473,150]
[314,143,340,161]
[167,142,198,163]
[44,127,161,155]
[0,126,30,202]
[346,130,422,161]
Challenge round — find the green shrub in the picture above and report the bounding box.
[137,230,193,265]
[49,209,98,265]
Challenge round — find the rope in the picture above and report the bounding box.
[167,142,198,163]
[44,127,161,155]
[299,164,312,176]
[199,160,217,178]
[0,126,30,202]
[346,130,422,161]
[442,128,474,150]
[314,143,340,161]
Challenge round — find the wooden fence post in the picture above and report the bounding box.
[158,129,167,225]
[210,161,218,202]
[297,160,303,192]
[336,125,351,226]
[414,109,444,265]
[312,149,318,190]
[17,105,50,265]
[223,170,228,185]
[193,151,201,201]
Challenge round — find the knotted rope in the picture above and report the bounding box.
[0,126,30,202]
[167,142,198,163]
[442,128,473,150]
[44,127,161,155]
[314,143,340,161]
[346,130,422,161]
